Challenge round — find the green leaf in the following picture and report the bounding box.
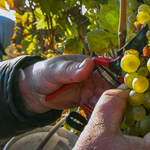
[86,28,118,55]
[98,0,119,34]
[81,0,95,9]
[74,14,91,31]
[91,0,109,4]
[60,39,83,54]
[21,40,30,51]
[64,22,78,39]
[37,0,68,14]
[34,8,48,30]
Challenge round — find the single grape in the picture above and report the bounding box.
[124,49,139,57]
[143,46,150,57]
[124,72,139,88]
[146,78,150,92]
[137,11,150,24]
[136,115,150,136]
[129,0,138,11]
[136,22,142,32]
[128,13,136,24]
[132,76,149,93]
[121,54,140,73]
[129,90,144,106]
[138,4,150,14]
[126,9,134,19]
[127,0,132,4]
[130,105,146,121]
[144,0,150,6]
[147,58,150,71]
[146,21,150,29]
[121,70,127,77]
[146,30,150,40]
[127,28,136,35]
[126,125,140,136]
[138,66,149,76]
[127,23,136,33]
[121,120,128,130]
[134,21,138,27]
[139,57,146,66]
[143,92,150,109]
[124,116,135,127]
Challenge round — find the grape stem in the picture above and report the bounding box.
[118,0,127,49]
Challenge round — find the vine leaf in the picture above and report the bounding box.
[0,0,7,10]
[86,28,118,55]
[32,0,68,14]
[59,39,84,54]
[98,0,119,34]
[34,8,48,30]
[91,0,109,4]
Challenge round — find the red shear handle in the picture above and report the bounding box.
[118,76,124,84]
[45,83,76,101]
[82,104,93,113]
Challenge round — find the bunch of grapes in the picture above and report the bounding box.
[126,0,150,43]
[120,49,150,137]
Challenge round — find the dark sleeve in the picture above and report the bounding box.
[0,55,63,140]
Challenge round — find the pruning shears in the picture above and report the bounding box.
[45,24,148,104]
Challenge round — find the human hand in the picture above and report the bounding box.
[18,54,113,114]
[73,84,150,150]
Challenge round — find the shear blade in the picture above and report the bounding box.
[117,24,148,56]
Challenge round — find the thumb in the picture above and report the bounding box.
[47,57,95,84]
[87,89,129,134]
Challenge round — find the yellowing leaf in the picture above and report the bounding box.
[0,0,8,10]
[1,0,25,14]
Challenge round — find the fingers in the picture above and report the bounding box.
[117,83,129,90]
[87,89,129,134]
[144,133,150,149]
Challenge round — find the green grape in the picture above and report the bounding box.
[129,0,138,11]
[146,78,150,92]
[127,0,132,4]
[121,70,127,77]
[128,13,136,24]
[124,72,139,88]
[128,90,144,106]
[136,115,150,136]
[138,66,149,76]
[121,54,140,73]
[143,92,150,109]
[132,76,149,93]
[146,21,150,29]
[147,58,150,71]
[126,9,134,19]
[138,4,150,13]
[124,116,135,127]
[125,104,133,116]
[144,0,150,6]
[126,32,136,43]
[139,57,146,66]
[146,30,150,40]
[126,125,140,136]
[130,105,146,121]
[137,12,150,24]
[121,119,128,130]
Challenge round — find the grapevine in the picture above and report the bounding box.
[2,0,150,138]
